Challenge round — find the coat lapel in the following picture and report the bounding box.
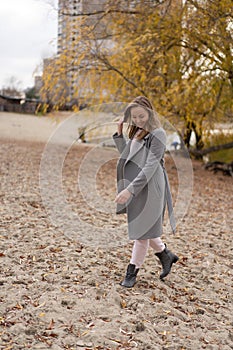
[126,141,143,162]
[125,133,151,165]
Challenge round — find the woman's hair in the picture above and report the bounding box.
[123,96,161,140]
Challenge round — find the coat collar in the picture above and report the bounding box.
[125,133,151,163]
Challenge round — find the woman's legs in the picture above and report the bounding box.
[149,237,165,253]
[120,239,149,287]
[121,236,178,287]
[130,239,149,269]
[129,238,165,269]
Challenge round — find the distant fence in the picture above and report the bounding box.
[0,95,39,114]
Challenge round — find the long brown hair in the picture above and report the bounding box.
[123,96,161,140]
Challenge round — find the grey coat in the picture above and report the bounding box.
[113,127,175,240]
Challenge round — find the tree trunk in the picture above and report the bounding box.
[183,120,193,148]
[183,119,205,157]
[192,122,204,150]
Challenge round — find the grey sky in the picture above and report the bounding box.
[0,0,57,90]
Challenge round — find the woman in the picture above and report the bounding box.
[113,96,178,288]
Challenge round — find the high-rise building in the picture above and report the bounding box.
[58,0,80,56]
[42,0,183,107]
[57,0,108,101]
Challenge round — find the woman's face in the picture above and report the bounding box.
[131,106,149,129]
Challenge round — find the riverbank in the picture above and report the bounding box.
[0,112,232,349]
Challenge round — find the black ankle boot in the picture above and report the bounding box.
[155,245,179,280]
[120,264,139,288]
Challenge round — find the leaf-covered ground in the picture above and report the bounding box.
[0,138,232,350]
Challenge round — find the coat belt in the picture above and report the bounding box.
[160,159,176,234]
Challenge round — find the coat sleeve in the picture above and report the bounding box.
[112,132,127,154]
[127,129,166,196]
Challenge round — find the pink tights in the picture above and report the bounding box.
[130,238,165,269]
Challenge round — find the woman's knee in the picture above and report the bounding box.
[136,239,149,249]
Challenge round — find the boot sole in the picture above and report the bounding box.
[160,255,179,280]
[120,281,136,288]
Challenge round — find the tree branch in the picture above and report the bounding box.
[60,9,140,17]
[189,142,233,157]
[95,54,147,96]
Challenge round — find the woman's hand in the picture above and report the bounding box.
[117,117,124,135]
[115,189,132,204]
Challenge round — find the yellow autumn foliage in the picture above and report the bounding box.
[40,0,232,149]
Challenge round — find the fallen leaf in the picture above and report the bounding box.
[47,319,55,330]
[120,299,127,308]
[36,302,46,308]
